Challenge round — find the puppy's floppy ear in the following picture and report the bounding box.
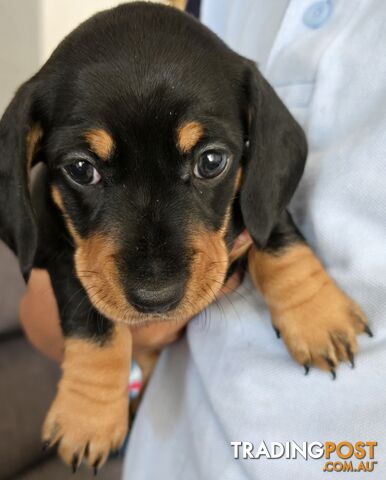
[0,81,42,281]
[240,62,307,248]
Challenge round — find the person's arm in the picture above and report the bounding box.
[19,268,64,363]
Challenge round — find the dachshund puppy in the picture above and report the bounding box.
[0,1,370,472]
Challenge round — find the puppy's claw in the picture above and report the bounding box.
[364,325,374,338]
[72,454,79,474]
[303,364,310,376]
[93,457,101,476]
[42,441,50,452]
[349,355,355,369]
[345,345,355,369]
[323,356,337,380]
[273,327,281,339]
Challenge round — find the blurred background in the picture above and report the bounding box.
[1,1,129,114]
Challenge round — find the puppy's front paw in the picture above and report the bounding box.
[42,380,128,472]
[272,281,371,377]
[42,328,132,473]
[249,245,372,378]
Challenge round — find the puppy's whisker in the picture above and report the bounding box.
[210,282,241,320]
[77,270,103,278]
[62,287,86,316]
[209,277,252,305]
[207,283,225,319]
[69,294,92,324]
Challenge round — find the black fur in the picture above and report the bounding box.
[0,2,307,340]
[0,83,39,280]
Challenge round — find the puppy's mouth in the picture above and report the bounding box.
[74,229,232,326]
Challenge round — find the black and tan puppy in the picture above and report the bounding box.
[0,1,370,472]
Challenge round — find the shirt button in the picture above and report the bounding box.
[303,1,332,29]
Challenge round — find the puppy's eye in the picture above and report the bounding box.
[194,151,230,179]
[63,160,101,186]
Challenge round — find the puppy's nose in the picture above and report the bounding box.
[129,283,184,314]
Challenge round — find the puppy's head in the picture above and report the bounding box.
[0,3,306,324]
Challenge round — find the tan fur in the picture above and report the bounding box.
[183,228,229,313]
[51,186,64,212]
[165,0,187,10]
[234,166,243,192]
[84,129,114,160]
[75,234,130,321]
[51,186,82,245]
[218,205,232,237]
[248,244,368,370]
[42,323,132,468]
[26,124,43,168]
[177,121,204,153]
[218,167,244,239]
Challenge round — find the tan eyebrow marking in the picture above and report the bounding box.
[51,185,64,212]
[84,129,115,160]
[51,185,82,245]
[177,121,204,153]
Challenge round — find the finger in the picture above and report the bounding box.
[229,230,253,262]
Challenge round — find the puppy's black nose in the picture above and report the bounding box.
[129,283,184,314]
